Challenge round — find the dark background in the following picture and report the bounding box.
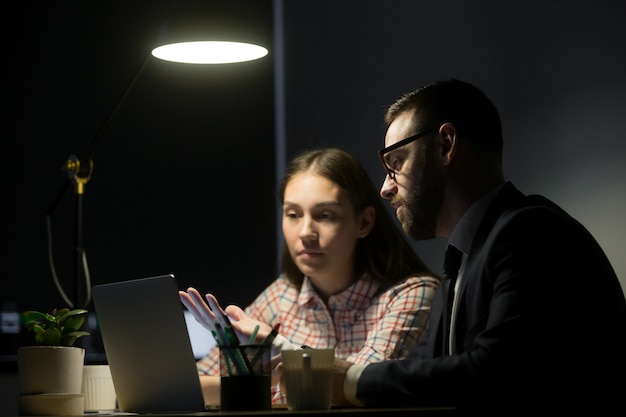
[278,0,626,292]
[2,0,626,413]
[3,0,276,314]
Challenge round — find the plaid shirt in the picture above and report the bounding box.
[197,273,438,403]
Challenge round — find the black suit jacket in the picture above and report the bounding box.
[357,182,626,413]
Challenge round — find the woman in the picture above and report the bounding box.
[180,148,439,405]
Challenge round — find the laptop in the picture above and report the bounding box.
[92,274,210,412]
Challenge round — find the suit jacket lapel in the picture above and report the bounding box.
[425,182,526,357]
[449,182,525,352]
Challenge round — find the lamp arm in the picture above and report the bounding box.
[82,52,152,160]
[46,53,153,308]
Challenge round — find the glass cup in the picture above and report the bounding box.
[281,349,334,410]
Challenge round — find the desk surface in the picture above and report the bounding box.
[83,407,456,417]
[5,406,457,417]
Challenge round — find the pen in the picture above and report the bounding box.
[211,329,224,346]
[249,323,280,368]
[212,330,236,376]
[248,324,260,345]
[206,296,242,349]
[214,320,230,346]
[217,322,249,375]
[263,323,280,346]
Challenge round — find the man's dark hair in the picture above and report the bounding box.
[385,79,503,153]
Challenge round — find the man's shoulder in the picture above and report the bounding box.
[494,182,566,219]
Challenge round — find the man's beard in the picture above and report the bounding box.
[399,151,444,240]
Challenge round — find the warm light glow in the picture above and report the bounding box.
[151,41,268,64]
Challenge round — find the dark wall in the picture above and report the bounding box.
[280,0,626,291]
[2,0,276,350]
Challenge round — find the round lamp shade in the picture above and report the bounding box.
[152,0,269,64]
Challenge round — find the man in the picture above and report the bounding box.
[332,79,626,413]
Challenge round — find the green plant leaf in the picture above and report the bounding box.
[23,311,48,321]
[26,323,44,333]
[60,331,90,347]
[39,327,62,345]
[23,308,90,346]
[63,316,85,333]
[57,309,87,322]
[53,307,70,317]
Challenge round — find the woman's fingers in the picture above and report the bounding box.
[272,357,284,388]
[188,288,215,324]
[223,304,247,321]
[205,294,227,326]
[178,288,216,332]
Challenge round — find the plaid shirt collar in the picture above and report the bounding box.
[297,274,381,311]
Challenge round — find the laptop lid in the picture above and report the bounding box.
[92,274,207,412]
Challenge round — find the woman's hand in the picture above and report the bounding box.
[179,287,217,332]
[331,358,354,406]
[179,287,272,345]
[222,303,273,343]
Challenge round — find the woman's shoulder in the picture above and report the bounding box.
[377,273,440,296]
[405,273,440,285]
[359,273,439,312]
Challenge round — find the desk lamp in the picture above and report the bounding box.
[46,0,270,309]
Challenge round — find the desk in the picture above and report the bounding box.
[5,406,456,417]
[90,407,456,417]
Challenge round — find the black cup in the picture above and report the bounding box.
[219,344,271,411]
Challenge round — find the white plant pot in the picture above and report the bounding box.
[18,346,85,395]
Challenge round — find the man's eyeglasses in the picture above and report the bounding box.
[378,127,438,180]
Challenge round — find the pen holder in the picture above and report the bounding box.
[219,344,271,411]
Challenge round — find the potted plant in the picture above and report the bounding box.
[18,308,90,395]
[23,308,90,347]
